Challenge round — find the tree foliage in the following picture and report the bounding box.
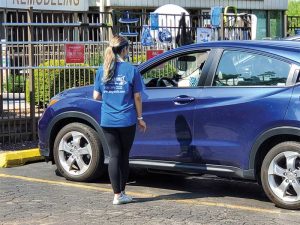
[26,60,95,107]
[287,0,300,16]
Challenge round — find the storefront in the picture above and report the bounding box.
[0,0,289,40]
[97,0,288,39]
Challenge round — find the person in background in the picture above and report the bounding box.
[93,35,146,205]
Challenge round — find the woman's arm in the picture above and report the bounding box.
[134,92,146,132]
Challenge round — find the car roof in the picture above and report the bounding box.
[138,40,300,72]
[199,40,300,51]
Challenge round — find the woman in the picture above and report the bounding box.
[93,36,146,205]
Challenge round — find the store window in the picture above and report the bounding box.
[252,10,267,40]
[270,11,283,39]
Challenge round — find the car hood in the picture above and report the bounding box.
[64,85,94,98]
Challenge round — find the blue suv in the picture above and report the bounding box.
[39,41,300,209]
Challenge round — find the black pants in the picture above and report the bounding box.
[102,125,136,194]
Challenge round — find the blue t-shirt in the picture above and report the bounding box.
[94,62,144,127]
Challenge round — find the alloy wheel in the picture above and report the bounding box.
[268,151,300,202]
[58,131,92,176]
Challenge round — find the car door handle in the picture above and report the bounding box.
[173,95,195,105]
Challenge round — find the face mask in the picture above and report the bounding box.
[116,54,129,62]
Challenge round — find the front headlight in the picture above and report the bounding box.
[48,98,59,106]
[47,91,67,107]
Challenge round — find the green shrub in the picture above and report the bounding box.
[132,53,176,78]
[144,63,176,79]
[86,54,103,67]
[26,60,95,107]
[5,74,26,93]
[132,54,146,64]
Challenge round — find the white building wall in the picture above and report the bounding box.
[104,0,288,10]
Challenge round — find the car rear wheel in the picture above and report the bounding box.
[261,141,300,209]
[53,122,105,182]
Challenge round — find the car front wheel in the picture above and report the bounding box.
[53,122,105,182]
[261,141,300,209]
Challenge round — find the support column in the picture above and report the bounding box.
[283,11,287,37]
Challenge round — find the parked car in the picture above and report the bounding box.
[39,40,300,210]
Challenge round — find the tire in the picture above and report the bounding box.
[53,122,105,182]
[261,141,300,209]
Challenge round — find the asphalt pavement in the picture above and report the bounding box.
[1,162,300,225]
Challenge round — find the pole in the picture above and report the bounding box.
[28,7,36,141]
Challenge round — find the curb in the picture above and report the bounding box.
[0,148,44,168]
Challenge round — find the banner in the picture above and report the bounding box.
[150,13,158,30]
[4,0,88,11]
[146,50,163,61]
[197,28,212,43]
[65,44,85,64]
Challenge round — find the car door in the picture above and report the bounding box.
[193,49,295,170]
[130,49,210,163]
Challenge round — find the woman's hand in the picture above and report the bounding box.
[93,90,102,101]
[138,119,147,133]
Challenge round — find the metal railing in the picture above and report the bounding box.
[0,8,255,144]
[0,40,106,144]
[0,9,113,144]
[287,16,300,35]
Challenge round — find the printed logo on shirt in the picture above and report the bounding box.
[103,75,127,94]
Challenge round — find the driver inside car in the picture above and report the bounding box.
[177,69,200,87]
[177,61,205,87]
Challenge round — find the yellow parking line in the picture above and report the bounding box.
[0,173,151,198]
[174,199,281,214]
[0,173,293,214]
[0,173,112,193]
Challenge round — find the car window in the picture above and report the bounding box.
[143,51,210,88]
[213,50,291,87]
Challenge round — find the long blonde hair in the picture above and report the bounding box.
[103,35,129,83]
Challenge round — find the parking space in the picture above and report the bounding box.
[1,162,299,225]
